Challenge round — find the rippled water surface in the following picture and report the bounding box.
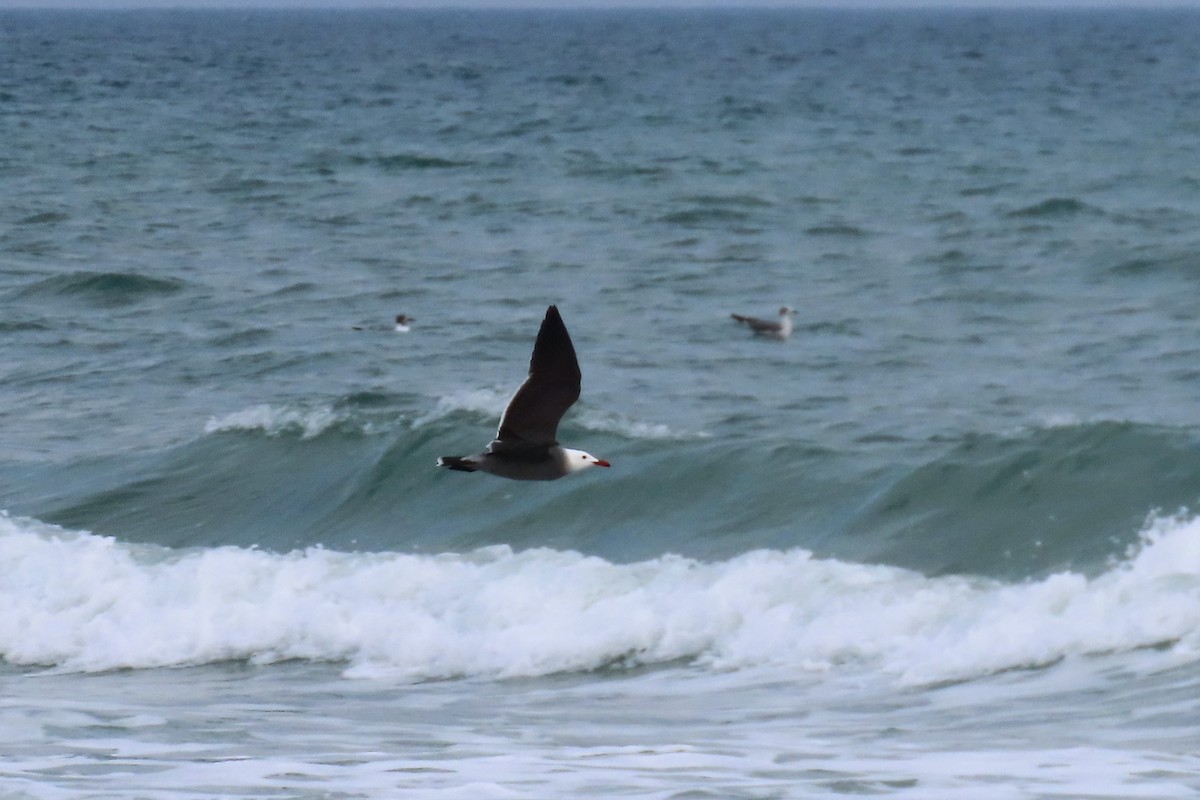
[2,8,1199,799]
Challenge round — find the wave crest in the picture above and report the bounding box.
[10,271,187,307]
[414,389,696,441]
[204,404,345,439]
[2,512,1197,684]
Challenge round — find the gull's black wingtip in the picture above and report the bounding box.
[542,304,568,334]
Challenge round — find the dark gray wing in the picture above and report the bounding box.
[731,313,781,333]
[490,305,581,453]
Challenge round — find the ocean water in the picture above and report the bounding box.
[2,7,1200,798]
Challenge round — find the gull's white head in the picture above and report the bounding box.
[562,447,612,473]
[776,307,796,338]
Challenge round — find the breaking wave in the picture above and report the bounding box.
[1,511,1197,685]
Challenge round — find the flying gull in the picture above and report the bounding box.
[437,305,611,481]
[731,306,796,340]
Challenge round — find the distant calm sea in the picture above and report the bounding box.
[2,7,1199,798]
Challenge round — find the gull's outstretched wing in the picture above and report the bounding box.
[490,305,582,453]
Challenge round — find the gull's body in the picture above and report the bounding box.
[437,305,610,481]
[352,314,414,333]
[731,306,796,340]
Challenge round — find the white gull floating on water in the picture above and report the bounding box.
[437,305,611,481]
[731,306,796,340]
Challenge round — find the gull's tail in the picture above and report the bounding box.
[437,456,478,473]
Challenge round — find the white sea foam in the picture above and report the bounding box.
[1,512,1198,683]
[204,404,343,438]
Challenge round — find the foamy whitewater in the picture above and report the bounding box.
[3,8,1200,799]
[3,511,1200,682]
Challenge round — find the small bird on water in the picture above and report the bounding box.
[352,314,414,332]
[437,305,611,481]
[731,306,796,340]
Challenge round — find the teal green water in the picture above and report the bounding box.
[4,8,1200,575]
[1,9,1199,799]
